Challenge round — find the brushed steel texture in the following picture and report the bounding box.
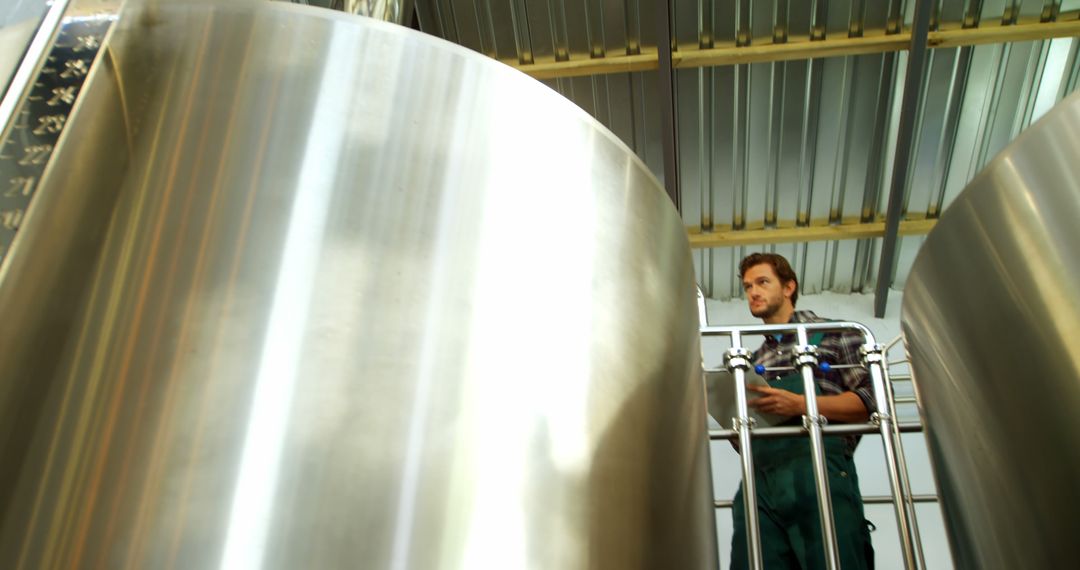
[0,1,716,569]
[902,92,1080,570]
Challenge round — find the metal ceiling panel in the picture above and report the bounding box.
[542,70,666,180]
[397,0,1080,301]
[416,0,653,61]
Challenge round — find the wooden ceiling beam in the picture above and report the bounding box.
[686,219,937,249]
[675,33,908,68]
[505,51,657,80]
[928,19,1080,49]
[507,19,1080,79]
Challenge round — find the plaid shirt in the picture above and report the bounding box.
[752,310,877,456]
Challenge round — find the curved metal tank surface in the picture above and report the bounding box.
[0,1,716,568]
[902,93,1080,569]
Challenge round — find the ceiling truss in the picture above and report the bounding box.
[508,18,1080,80]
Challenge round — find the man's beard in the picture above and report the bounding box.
[750,297,784,319]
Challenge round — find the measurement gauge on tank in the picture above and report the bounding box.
[0,13,114,267]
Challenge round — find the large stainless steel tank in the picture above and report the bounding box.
[0,1,717,568]
[902,93,1080,569]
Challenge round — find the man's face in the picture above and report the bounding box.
[742,263,794,320]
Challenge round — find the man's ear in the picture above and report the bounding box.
[782,279,796,301]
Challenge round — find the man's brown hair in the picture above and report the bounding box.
[739,252,799,306]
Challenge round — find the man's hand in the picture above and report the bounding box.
[747,386,871,423]
[746,385,806,416]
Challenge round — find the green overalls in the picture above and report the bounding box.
[730,341,874,569]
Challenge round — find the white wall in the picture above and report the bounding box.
[702,290,954,570]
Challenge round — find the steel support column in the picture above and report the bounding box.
[874,0,934,318]
[655,0,681,211]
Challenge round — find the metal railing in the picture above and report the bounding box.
[698,290,925,570]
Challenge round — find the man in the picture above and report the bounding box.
[730,252,875,570]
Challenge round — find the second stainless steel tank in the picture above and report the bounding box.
[902,93,1080,569]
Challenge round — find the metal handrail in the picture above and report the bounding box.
[881,354,928,569]
[716,494,939,509]
[701,318,924,570]
[709,420,924,441]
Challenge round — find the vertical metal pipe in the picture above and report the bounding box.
[701,4,716,231]
[704,247,714,299]
[764,61,785,229]
[854,52,898,288]
[1041,0,1061,22]
[963,0,984,28]
[828,58,858,225]
[655,0,681,211]
[863,342,920,570]
[849,0,865,38]
[796,57,824,228]
[887,0,903,34]
[810,0,828,41]
[548,0,570,62]
[699,67,714,231]
[591,75,610,125]
[584,0,606,57]
[901,48,936,217]
[1002,0,1019,25]
[624,0,641,55]
[1057,39,1080,100]
[773,0,788,44]
[629,72,645,155]
[696,286,708,326]
[437,0,459,40]
[972,43,1011,173]
[725,333,764,570]
[873,0,933,318]
[699,0,714,48]
[1013,41,1051,137]
[929,47,973,218]
[437,0,453,38]
[794,326,840,570]
[736,0,751,46]
[509,0,534,64]
[880,357,927,569]
[765,2,788,229]
[734,60,751,231]
[476,0,498,58]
